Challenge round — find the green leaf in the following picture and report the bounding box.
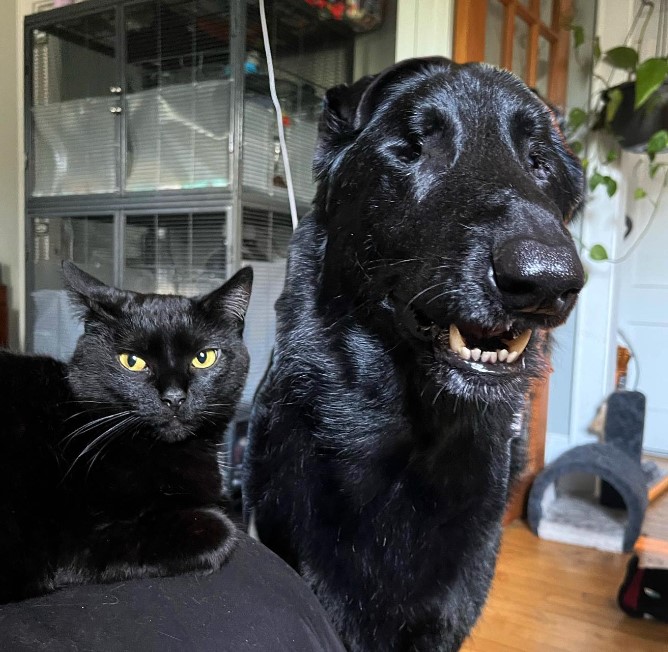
[590,244,609,261]
[582,157,589,169]
[572,25,585,48]
[593,37,601,63]
[568,107,588,129]
[570,140,584,155]
[603,176,618,197]
[605,87,624,124]
[647,129,668,160]
[588,171,604,191]
[634,187,647,199]
[606,149,619,163]
[650,162,661,178]
[603,46,639,70]
[635,58,668,109]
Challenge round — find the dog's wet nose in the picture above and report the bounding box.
[492,238,584,317]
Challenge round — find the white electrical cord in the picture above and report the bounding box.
[258,0,299,231]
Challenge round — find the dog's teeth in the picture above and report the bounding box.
[487,351,498,364]
[470,348,481,362]
[497,349,509,362]
[449,324,466,352]
[481,351,492,363]
[507,329,532,355]
[506,351,520,363]
[460,347,472,360]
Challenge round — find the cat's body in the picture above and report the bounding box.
[0,263,252,604]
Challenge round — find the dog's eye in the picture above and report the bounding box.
[528,152,549,181]
[396,139,422,163]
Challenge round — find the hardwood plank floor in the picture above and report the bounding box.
[462,523,666,651]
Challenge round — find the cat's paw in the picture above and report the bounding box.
[186,506,238,572]
[143,505,237,574]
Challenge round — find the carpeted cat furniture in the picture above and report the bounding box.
[527,442,648,553]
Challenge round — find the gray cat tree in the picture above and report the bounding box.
[527,391,649,553]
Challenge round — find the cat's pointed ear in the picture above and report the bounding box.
[62,261,126,321]
[200,266,253,327]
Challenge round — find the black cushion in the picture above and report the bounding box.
[0,533,345,651]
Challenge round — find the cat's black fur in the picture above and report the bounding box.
[0,262,252,604]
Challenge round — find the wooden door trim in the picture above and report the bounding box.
[453,0,488,63]
[453,0,573,107]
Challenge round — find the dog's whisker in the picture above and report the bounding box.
[406,281,450,307]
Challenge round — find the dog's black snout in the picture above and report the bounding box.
[492,238,584,317]
[161,387,187,410]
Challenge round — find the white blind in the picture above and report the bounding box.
[31,215,115,360]
[31,9,119,196]
[125,0,232,192]
[123,212,228,295]
[240,206,292,406]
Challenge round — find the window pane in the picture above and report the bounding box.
[240,207,291,406]
[536,36,551,98]
[512,17,530,81]
[484,0,505,68]
[123,212,228,295]
[31,11,119,197]
[540,0,554,26]
[125,1,232,192]
[31,215,115,359]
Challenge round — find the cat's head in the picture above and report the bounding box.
[63,262,253,443]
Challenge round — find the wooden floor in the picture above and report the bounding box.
[462,523,666,652]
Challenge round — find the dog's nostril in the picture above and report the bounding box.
[560,287,580,301]
[493,238,584,315]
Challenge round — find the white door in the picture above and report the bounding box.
[617,155,668,456]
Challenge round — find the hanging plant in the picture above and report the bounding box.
[567,0,668,262]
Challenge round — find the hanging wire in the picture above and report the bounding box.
[258,0,299,231]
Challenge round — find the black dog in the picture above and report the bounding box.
[244,57,585,651]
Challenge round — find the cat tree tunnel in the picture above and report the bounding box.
[527,442,648,553]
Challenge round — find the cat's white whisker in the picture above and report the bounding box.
[61,410,135,445]
[84,416,142,478]
[63,414,140,478]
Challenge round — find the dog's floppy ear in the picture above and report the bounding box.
[313,74,377,180]
[314,56,453,180]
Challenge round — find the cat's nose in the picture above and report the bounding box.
[161,387,186,411]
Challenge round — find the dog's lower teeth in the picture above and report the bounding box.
[447,325,531,365]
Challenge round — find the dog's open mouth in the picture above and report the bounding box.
[392,296,533,370]
[438,323,532,365]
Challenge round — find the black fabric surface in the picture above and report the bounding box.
[0,533,345,651]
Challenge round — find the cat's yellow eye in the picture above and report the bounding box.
[192,349,218,369]
[118,353,148,372]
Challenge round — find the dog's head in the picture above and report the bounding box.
[313,57,585,401]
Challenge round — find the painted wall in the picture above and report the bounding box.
[0,2,20,349]
[395,0,454,60]
[546,0,667,460]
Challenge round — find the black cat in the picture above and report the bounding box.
[0,262,252,604]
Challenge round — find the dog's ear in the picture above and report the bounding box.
[314,56,453,180]
[313,74,377,180]
[531,92,585,222]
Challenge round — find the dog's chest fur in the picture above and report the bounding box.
[245,216,522,649]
